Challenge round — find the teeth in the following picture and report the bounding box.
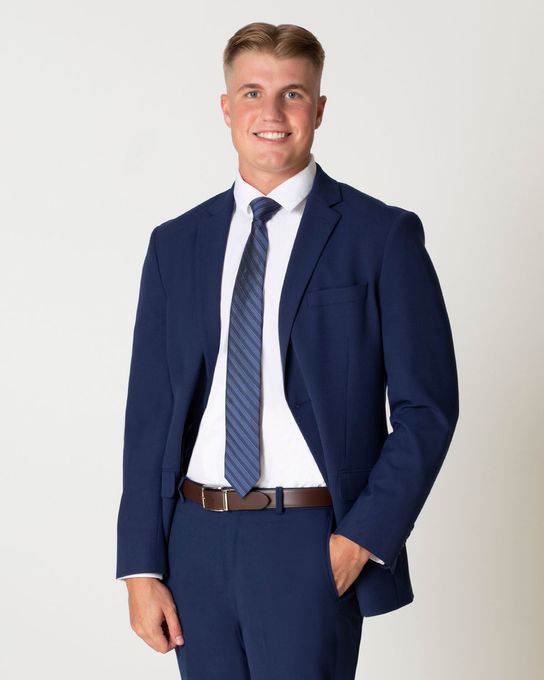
[256,132,289,139]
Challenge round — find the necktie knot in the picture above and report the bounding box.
[250,196,282,224]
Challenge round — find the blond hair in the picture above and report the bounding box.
[223,22,325,81]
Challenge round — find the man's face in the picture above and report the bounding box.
[220,50,326,190]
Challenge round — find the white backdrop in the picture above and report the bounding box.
[1,1,543,678]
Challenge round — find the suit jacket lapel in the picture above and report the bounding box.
[195,183,234,398]
[196,162,343,407]
[277,163,342,399]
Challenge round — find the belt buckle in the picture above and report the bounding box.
[201,483,230,511]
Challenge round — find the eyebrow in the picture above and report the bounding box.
[236,82,310,94]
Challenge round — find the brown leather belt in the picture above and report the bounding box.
[181,477,332,511]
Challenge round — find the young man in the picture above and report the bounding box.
[116,22,459,679]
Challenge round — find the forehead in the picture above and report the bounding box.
[227,51,316,88]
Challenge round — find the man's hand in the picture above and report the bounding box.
[125,577,184,653]
[328,534,371,596]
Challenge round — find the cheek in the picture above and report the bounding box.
[233,114,254,136]
[290,109,315,133]
[233,104,254,121]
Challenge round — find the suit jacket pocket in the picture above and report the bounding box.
[306,282,368,308]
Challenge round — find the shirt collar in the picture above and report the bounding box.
[233,153,317,217]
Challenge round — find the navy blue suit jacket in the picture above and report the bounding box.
[116,161,459,617]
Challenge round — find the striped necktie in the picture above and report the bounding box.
[224,196,282,497]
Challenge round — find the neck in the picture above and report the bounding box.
[238,156,310,194]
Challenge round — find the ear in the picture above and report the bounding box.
[315,95,327,129]
[220,94,231,128]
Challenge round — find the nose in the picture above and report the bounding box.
[260,95,285,121]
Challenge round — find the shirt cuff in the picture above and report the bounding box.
[117,573,163,581]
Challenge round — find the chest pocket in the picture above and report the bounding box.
[306,282,368,308]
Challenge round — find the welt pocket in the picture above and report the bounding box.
[306,282,368,308]
[339,466,373,501]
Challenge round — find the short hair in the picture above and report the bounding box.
[223,22,325,83]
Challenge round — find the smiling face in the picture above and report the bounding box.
[220,50,327,193]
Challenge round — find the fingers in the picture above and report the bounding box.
[131,612,169,653]
[133,612,181,653]
[128,579,184,654]
[329,534,364,596]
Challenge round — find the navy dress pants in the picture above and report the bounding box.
[164,481,364,679]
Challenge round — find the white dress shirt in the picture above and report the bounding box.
[119,154,384,581]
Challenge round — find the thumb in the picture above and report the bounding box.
[164,606,184,647]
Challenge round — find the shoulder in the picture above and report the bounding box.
[335,178,422,248]
[337,180,414,225]
[150,186,232,248]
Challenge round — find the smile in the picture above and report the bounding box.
[253,131,292,141]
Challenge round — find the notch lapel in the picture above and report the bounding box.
[277,164,342,400]
[195,184,234,402]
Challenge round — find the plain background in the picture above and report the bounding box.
[1,1,543,678]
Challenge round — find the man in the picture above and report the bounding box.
[116,22,459,679]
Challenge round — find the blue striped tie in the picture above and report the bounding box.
[224,196,282,497]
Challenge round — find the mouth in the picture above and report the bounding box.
[253,131,292,143]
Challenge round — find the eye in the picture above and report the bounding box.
[245,90,259,98]
[285,91,301,99]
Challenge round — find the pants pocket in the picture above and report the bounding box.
[323,509,357,602]
[323,510,340,600]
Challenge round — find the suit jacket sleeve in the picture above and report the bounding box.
[115,226,174,578]
[334,210,459,573]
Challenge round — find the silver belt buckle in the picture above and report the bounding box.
[201,483,230,511]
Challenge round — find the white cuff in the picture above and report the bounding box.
[368,553,385,565]
[117,573,163,581]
